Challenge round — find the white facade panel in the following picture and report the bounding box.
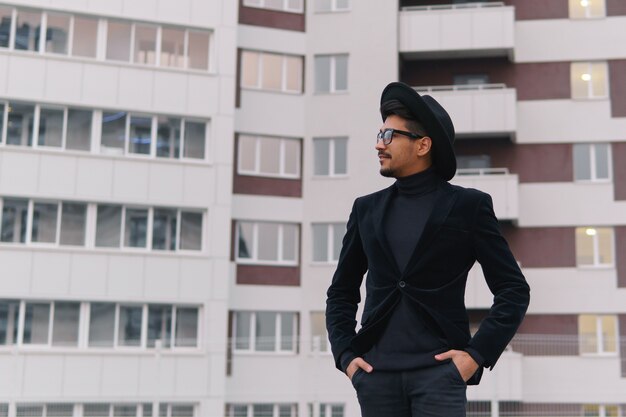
[180,258,214,302]
[106,254,145,299]
[228,285,302,312]
[236,91,305,137]
[515,16,626,63]
[6,54,46,100]
[0,249,33,295]
[117,68,155,110]
[44,60,83,103]
[69,253,109,296]
[451,172,519,220]
[143,257,181,299]
[75,156,114,199]
[31,251,72,296]
[464,263,494,309]
[100,356,140,396]
[112,159,150,202]
[37,154,77,198]
[63,355,103,396]
[0,150,39,195]
[81,63,120,108]
[517,99,626,143]
[226,356,301,401]
[399,6,514,55]
[231,194,303,222]
[519,182,626,226]
[22,355,65,397]
[416,87,517,136]
[467,351,523,401]
[238,25,306,55]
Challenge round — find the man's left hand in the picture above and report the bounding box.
[434,350,479,382]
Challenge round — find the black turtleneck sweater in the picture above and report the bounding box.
[362,167,449,370]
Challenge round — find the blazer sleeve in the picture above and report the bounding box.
[326,198,369,371]
[467,193,530,370]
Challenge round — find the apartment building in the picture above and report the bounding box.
[0,1,236,416]
[228,1,626,417]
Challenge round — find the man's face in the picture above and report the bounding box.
[375,114,430,178]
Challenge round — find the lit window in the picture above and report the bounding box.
[238,135,301,178]
[582,404,619,417]
[315,54,348,93]
[310,311,330,352]
[72,16,98,58]
[313,137,348,176]
[579,315,617,355]
[232,311,297,353]
[575,227,613,267]
[241,50,303,93]
[573,143,611,182]
[15,10,41,51]
[312,223,344,263]
[236,221,299,264]
[571,62,608,99]
[316,0,350,12]
[45,13,70,54]
[569,0,605,18]
[243,0,304,13]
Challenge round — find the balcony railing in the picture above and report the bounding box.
[414,83,507,93]
[456,167,509,176]
[401,2,506,12]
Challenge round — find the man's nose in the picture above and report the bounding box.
[375,139,386,151]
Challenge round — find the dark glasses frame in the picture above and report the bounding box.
[376,128,425,145]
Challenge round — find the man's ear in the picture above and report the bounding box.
[416,137,432,157]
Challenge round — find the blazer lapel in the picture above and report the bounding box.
[403,182,458,277]
[372,184,402,276]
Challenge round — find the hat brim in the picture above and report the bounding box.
[380,82,456,181]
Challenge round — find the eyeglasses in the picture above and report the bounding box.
[376,128,424,146]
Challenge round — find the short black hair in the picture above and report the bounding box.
[380,99,428,137]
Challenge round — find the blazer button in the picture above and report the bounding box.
[398,281,406,288]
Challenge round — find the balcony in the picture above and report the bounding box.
[399,2,515,58]
[451,168,519,220]
[414,84,517,137]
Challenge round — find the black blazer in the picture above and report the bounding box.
[325,180,530,384]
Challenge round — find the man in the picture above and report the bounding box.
[325,82,530,417]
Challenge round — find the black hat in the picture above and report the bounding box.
[380,82,457,181]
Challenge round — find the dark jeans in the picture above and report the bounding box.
[351,361,467,417]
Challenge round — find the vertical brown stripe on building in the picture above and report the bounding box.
[606,0,626,15]
[226,311,234,376]
[609,60,626,117]
[454,141,573,183]
[230,220,237,262]
[400,59,570,101]
[616,227,626,288]
[236,49,242,108]
[239,1,305,32]
[613,142,626,201]
[502,0,569,20]
[619,314,626,377]
[502,226,576,268]
[236,265,301,286]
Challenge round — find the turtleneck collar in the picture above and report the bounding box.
[395,166,441,196]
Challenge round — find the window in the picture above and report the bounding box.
[88,302,115,347]
[161,28,185,68]
[0,300,20,345]
[312,223,344,263]
[1,102,92,150]
[227,404,297,417]
[315,54,348,93]
[233,311,297,353]
[188,30,210,70]
[457,155,491,170]
[579,315,617,355]
[118,305,142,346]
[573,143,611,182]
[309,403,344,417]
[243,0,304,13]
[159,403,196,417]
[72,16,98,58]
[241,51,303,93]
[310,311,329,352]
[315,0,350,12]
[16,404,74,417]
[51,302,80,346]
[45,12,70,54]
[575,227,613,267]
[453,74,489,87]
[133,24,157,65]
[15,10,41,51]
[147,305,201,348]
[582,405,619,417]
[102,112,207,159]
[236,221,299,264]
[571,62,608,99]
[313,137,348,176]
[1,198,28,243]
[106,21,132,61]
[0,7,12,48]
[22,302,51,345]
[569,0,605,18]
[124,208,148,248]
[238,135,301,178]
[83,404,157,417]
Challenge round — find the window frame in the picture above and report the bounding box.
[569,0,606,19]
[243,0,305,14]
[312,137,349,177]
[314,54,349,94]
[311,222,344,264]
[571,62,609,100]
[232,311,298,355]
[575,226,614,268]
[315,0,351,13]
[578,315,618,357]
[235,221,300,266]
[237,134,302,179]
[240,50,304,94]
[573,143,612,183]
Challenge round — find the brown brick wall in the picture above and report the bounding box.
[502,226,576,268]
[607,0,626,15]
[455,141,573,183]
[513,314,579,356]
[236,264,300,286]
[503,0,569,20]
[401,59,571,100]
[614,142,626,201]
[239,0,305,32]
[609,60,626,118]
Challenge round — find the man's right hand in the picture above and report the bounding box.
[346,357,373,380]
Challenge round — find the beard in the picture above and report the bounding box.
[379,167,396,178]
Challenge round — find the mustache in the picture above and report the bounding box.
[378,152,391,158]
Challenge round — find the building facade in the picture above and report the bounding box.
[1,0,626,416]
